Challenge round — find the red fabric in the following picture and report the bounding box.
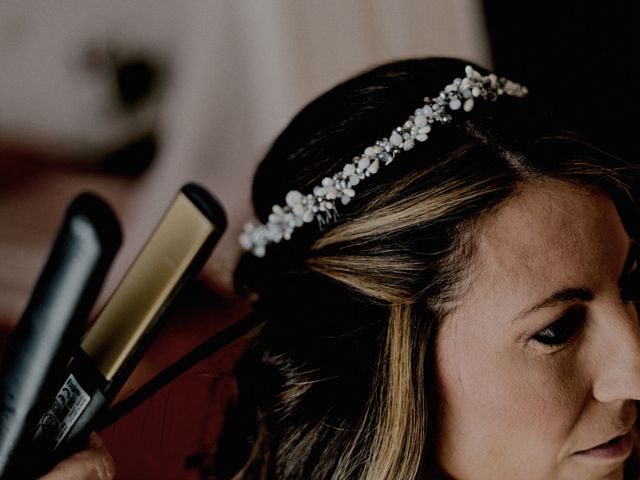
[100,282,251,479]
[101,339,245,480]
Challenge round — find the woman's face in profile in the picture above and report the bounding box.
[436,181,640,480]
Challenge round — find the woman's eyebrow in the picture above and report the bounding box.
[513,288,594,323]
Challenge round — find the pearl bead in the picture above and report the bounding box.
[357,157,371,171]
[325,187,339,200]
[463,98,474,112]
[239,233,252,250]
[343,163,356,176]
[390,132,403,146]
[285,190,303,207]
[303,210,314,223]
[321,177,334,187]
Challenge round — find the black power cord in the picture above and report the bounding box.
[96,312,263,431]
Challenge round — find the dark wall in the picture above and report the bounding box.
[484,1,639,163]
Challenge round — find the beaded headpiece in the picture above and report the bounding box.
[239,65,528,257]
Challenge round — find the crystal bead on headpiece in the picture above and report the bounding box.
[240,65,528,257]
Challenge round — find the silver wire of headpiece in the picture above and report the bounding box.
[239,65,528,257]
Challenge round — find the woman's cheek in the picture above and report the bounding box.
[515,354,586,431]
[436,332,586,468]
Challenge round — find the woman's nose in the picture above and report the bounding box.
[591,302,640,402]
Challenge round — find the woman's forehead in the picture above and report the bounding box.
[481,182,623,263]
[457,182,630,318]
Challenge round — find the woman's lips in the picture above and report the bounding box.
[574,431,633,461]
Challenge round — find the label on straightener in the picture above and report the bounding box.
[33,374,91,449]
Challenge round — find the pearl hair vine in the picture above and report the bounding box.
[239,65,528,258]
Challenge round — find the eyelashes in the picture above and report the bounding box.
[531,307,586,348]
[531,266,640,349]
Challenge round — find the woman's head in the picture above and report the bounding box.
[222,58,640,479]
[437,181,640,479]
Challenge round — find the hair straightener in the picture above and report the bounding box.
[0,193,122,478]
[2,183,226,479]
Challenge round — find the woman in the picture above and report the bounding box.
[213,57,640,479]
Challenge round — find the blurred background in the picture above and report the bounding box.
[0,1,636,478]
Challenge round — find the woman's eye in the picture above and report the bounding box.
[531,308,585,348]
[620,262,640,302]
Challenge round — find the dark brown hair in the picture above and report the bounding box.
[212,57,639,479]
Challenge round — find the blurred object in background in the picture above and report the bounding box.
[0,0,184,329]
[484,0,640,164]
[0,0,175,172]
[0,155,135,332]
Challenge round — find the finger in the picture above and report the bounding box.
[38,432,115,480]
